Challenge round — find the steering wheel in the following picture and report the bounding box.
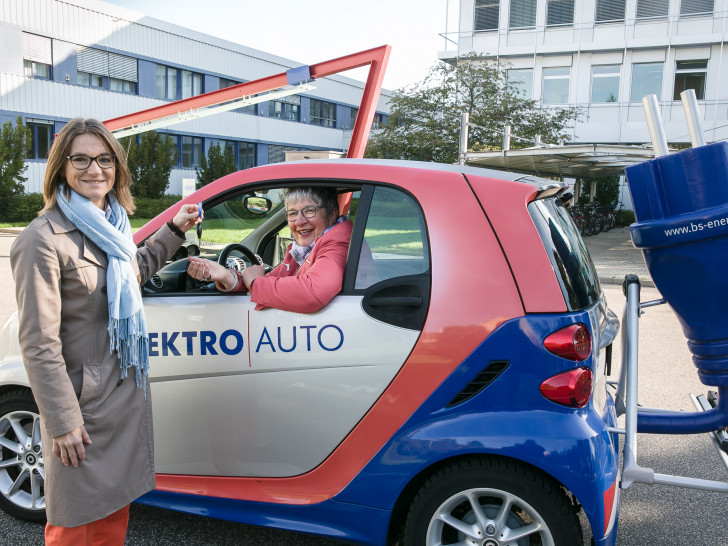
[218,243,264,270]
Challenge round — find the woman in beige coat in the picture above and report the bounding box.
[10,118,199,544]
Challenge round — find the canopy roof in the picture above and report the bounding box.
[463,144,663,179]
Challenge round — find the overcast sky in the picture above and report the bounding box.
[102,0,459,90]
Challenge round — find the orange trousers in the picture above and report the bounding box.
[44,504,130,546]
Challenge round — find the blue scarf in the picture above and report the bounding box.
[289,215,347,265]
[57,188,149,392]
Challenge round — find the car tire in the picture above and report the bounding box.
[0,389,46,522]
[404,457,582,546]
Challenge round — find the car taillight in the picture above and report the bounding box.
[544,323,592,361]
[540,367,593,408]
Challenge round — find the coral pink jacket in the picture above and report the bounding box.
[248,219,353,313]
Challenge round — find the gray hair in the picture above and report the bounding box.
[284,187,339,221]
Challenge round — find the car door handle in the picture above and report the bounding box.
[368,296,423,307]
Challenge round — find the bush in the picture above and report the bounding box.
[4,193,44,222]
[132,195,182,219]
[616,209,635,227]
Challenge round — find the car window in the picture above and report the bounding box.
[529,197,601,310]
[355,187,429,289]
[197,190,285,256]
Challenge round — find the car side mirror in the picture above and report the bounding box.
[244,196,273,215]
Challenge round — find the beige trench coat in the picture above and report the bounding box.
[10,207,184,527]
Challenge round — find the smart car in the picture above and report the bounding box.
[0,158,620,545]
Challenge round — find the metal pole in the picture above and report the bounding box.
[641,94,669,157]
[458,112,469,165]
[680,89,706,147]
[503,124,511,151]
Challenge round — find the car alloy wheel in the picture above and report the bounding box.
[0,389,46,522]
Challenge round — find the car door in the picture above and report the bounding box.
[142,182,431,478]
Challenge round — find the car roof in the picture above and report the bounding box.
[257,158,562,189]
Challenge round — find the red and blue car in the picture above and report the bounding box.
[1,158,620,545]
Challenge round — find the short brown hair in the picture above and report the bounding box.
[41,118,135,214]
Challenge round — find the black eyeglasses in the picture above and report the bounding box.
[67,154,116,170]
[284,205,322,221]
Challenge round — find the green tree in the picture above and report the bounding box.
[121,131,178,199]
[0,116,31,220]
[195,142,237,189]
[365,53,581,163]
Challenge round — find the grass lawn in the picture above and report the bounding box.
[3,217,424,257]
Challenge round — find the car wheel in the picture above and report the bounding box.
[404,457,582,546]
[0,389,46,522]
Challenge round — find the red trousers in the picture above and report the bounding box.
[44,504,130,546]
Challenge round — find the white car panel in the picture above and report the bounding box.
[145,294,420,477]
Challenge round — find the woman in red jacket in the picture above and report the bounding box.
[188,187,352,313]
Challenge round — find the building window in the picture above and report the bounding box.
[507,68,533,99]
[22,33,52,79]
[157,65,177,100]
[221,140,256,170]
[24,59,51,79]
[510,0,537,29]
[680,0,714,16]
[475,0,500,31]
[547,0,574,26]
[181,70,202,99]
[542,67,570,104]
[636,0,669,19]
[595,0,626,23]
[181,136,203,168]
[77,71,104,87]
[269,95,300,121]
[110,78,136,93]
[156,65,193,100]
[310,99,337,127]
[591,65,620,103]
[76,47,137,93]
[220,78,256,114]
[372,113,385,130]
[673,60,707,100]
[268,145,300,164]
[630,62,664,102]
[26,120,53,160]
[350,108,358,130]
[239,142,256,169]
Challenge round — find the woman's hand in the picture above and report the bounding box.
[241,265,266,290]
[52,425,92,468]
[188,257,237,289]
[171,203,202,233]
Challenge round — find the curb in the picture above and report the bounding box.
[0,228,24,234]
[599,275,655,289]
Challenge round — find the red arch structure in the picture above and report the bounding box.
[103,45,391,159]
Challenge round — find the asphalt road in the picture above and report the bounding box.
[1,231,726,544]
